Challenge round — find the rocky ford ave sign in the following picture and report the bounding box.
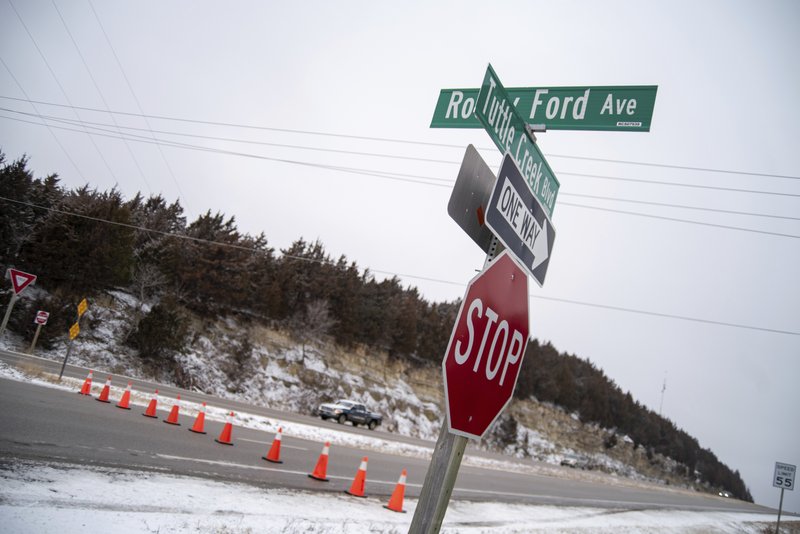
[442,251,529,440]
[431,85,658,131]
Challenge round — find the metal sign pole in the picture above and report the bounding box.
[408,416,467,533]
[58,338,74,381]
[0,293,19,339]
[409,242,502,534]
[58,313,81,381]
[775,487,784,534]
[28,323,43,354]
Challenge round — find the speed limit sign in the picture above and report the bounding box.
[774,462,796,491]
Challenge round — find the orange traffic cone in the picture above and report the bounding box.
[215,411,235,445]
[96,376,112,403]
[188,402,207,434]
[78,370,93,395]
[262,427,283,463]
[143,390,159,418]
[116,382,133,410]
[164,395,181,425]
[383,469,408,513]
[308,441,331,481]
[345,456,369,497]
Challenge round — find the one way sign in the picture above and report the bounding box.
[486,154,556,287]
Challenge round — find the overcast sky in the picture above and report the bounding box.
[1,0,798,511]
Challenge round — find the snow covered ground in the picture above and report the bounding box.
[0,459,784,534]
[0,360,790,533]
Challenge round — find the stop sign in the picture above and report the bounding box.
[442,250,530,440]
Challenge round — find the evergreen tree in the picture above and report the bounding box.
[18,186,134,294]
[127,296,188,372]
[0,152,63,267]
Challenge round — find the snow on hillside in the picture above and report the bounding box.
[1,289,681,487]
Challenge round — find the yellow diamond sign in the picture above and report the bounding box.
[77,298,88,317]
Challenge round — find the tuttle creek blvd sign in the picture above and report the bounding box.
[474,64,560,219]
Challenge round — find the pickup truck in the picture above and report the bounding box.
[317,399,382,430]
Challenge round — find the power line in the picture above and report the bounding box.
[0,112,450,188]
[562,192,800,222]
[2,112,798,240]
[2,94,798,182]
[3,107,456,165]
[546,153,800,181]
[16,110,800,212]
[0,193,797,337]
[0,56,87,182]
[4,106,800,207]
[560,171,800,199]
[7,0,121,185]
[50,0,152,194]
[86,0,190,216]
[559,202,799,239]
[532,295,799,337]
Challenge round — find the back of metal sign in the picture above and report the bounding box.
[447,145,498,253]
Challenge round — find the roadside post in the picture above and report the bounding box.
[28,310,50,354]
[411,64,538,534]
[411,64,657,533]
[0,268,37,339]
[58,298,88,380]
[410,251,529,533]
[773,461,795,533]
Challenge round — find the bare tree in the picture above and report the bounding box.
[289,299,336,363]
[124,263,167,341]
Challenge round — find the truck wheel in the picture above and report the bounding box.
[337,414,347,425]
[368,420,377,430]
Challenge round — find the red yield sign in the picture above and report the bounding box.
[442,250,530,440]
[7,268,37,295]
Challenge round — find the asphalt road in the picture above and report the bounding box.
[0,349,777,514]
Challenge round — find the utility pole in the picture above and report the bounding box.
[658,372,667,416]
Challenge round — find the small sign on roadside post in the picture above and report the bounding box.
[773,462,795,490]
[28,310,50,354]
[35,310,50,325]
[1,268,38,339]
[59,298,89,380]
[773,461,795,534]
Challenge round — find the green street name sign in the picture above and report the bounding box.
[475,64,559,218]
[432,85,657,132]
